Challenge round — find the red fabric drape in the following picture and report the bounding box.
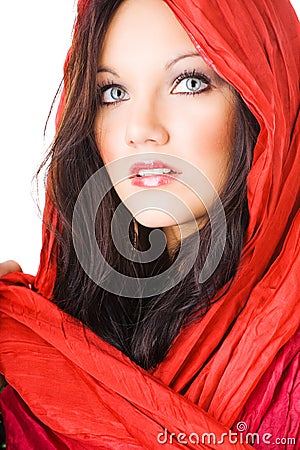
[1,0,299,448]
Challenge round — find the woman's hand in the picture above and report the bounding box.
[0,260,22,277]
[0,260,22,388]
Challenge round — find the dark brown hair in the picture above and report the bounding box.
[40,0,260,370]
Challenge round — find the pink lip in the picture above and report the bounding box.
[130,160,179,175]
[129,160,181,188]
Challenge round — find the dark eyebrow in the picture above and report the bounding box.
[97,66,119,77]
[165,52,202,70]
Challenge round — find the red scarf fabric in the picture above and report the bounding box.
[1,0,299,448]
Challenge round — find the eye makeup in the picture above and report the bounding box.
[171,69,212,95]
[97,67,215,106]
[97,80,128,106]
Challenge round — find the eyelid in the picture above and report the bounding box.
[97,69,212,104]
[171,70,211,89]
[97,80,129,104]
[98,80,126,92]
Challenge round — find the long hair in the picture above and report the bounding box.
[40,0,260,370]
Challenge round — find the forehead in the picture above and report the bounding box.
[99,0,196,65]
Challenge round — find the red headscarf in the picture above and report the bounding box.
[1,0,299,448]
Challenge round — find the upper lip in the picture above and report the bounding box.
[129,160,181,177]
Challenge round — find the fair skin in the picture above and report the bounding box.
[0,0,236,388]
[0,260,21,277]
[94,0,237,253]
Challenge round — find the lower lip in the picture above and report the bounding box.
[131,174,178,187]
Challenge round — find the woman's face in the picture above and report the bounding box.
[94,0,236,236]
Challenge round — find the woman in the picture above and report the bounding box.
[0,0,299,448]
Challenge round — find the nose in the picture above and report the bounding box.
[125,99,169,147]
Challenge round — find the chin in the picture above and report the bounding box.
[135,210,177,228]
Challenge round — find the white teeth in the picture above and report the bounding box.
[137,168,174,177]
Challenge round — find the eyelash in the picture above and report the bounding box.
[97,70,212,106]
[97,79,122,107]
[173,69,211,95]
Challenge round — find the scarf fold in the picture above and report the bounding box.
[1,0,299,448]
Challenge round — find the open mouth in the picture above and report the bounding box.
[128,161,182,187]
[130,167,180,178]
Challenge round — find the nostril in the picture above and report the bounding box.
[125,123,169,147]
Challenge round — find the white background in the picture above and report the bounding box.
[1,1,299,275]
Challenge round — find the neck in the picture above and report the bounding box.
[163,217,207,260]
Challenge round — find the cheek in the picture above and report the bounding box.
[175,95,236,187]
[206,97,236,155]
[94,111,122,165]
[186,95,235,151]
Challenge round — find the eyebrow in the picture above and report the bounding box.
[165,52,202,70]
[97,66,119,76]
[97,52,203,76]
